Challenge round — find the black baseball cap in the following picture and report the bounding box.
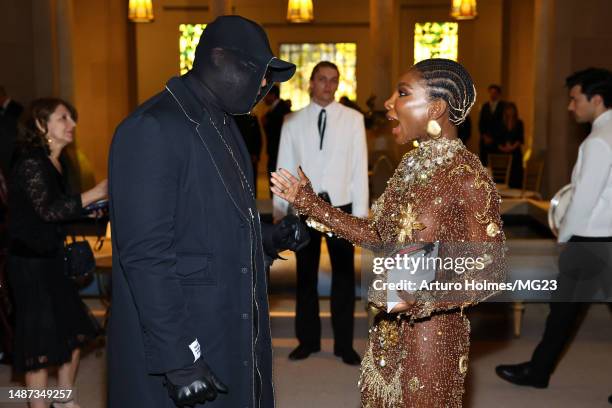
[199,15,296,83]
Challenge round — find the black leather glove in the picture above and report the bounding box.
[262,215,310,258]
[164,358,228,407]
[274,214,311,252]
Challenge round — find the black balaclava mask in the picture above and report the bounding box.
[190,15,296,115]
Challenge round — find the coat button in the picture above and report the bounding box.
[241,267,248,274]
[243,360,248,367]
[241,313,248,320]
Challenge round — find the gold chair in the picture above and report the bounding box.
[499,159,544,200]
[521,160,544,199]
[487,154,513,188]
[513,301,525,337]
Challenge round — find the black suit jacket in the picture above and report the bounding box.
[108,77,273,408]
[235,114,263,163]
[0,100,24,176]
[478,101,505,162]
[263,99,290,169]
[1,100,23,119]
[478,101,505,138]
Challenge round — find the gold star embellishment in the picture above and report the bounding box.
[397,203,426,243]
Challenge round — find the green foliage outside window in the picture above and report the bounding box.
[414,22,458,64]
[179,24,206,75]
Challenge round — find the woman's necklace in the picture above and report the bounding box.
[401,137,463,187]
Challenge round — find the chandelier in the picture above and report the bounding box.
[128,0,154,23]
[287,0,314,23]
[451,0,477,20]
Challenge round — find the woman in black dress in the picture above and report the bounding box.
[497,102,524,188]
[8,98,107,408]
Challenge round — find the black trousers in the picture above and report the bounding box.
[295,203,355,352]
[530,235,612,379]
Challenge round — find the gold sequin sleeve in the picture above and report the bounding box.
[407,165,507,320]
[293,182,383,249]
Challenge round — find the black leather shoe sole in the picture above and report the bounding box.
[334,349,361,365]
[288,346,320,361]
[495,365,549,388]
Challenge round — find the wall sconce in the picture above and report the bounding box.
[129,0,154,23]
[451,0,477,20]
[287,0,314,23]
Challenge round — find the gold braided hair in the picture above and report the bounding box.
[413,58,477,126]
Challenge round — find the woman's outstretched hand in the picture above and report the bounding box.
[270,167,310,204]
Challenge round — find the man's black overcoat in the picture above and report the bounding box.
[107,76,273,408]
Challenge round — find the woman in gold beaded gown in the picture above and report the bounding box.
[271,59,506,407]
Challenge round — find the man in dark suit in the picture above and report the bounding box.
[478,84,505,165]
[262,85,290,175]
[108,16,307,408]
[235,113,263,195]
[0,87,24,176]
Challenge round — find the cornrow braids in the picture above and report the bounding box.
[413,58,477,126]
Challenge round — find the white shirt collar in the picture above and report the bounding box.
[592,109,612,132]
[310,100,337,113]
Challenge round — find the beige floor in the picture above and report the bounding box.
[0,301,610,408]
[2,180,611,407]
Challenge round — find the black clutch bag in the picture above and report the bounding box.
[64,240,96,282]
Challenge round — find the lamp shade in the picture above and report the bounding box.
[287,0,314,23]
[451,0,477,20]
[129,0,154,23]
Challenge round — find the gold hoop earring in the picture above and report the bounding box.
[426,120,442,139]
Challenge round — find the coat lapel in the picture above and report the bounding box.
[165,77,253,217]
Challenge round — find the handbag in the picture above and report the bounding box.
[63,237,96,284]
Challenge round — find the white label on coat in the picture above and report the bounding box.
[189,339,201,362]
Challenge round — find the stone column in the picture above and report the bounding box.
[30,0,76,101]
[55,0,76,102]
[531,0,551,157]
[369,0,396,110]
[536,0,582,197]
[32,0,58,97]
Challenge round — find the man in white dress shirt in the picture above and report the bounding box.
[273,61,368,365]
[496,68,612,396]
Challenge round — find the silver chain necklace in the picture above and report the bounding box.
[208,115,256,200]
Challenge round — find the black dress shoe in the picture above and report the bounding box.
[334,348,361,366]
[288,345,320,361]
[608,394,611,404]
[495,362,549,388]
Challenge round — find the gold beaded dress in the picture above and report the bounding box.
[292,137,506,407]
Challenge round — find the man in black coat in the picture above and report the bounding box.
[262,85,291,175]
[0,87,24,177]
[478,84,505,165]
[235,113,263,195]
[108,16,305,408]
